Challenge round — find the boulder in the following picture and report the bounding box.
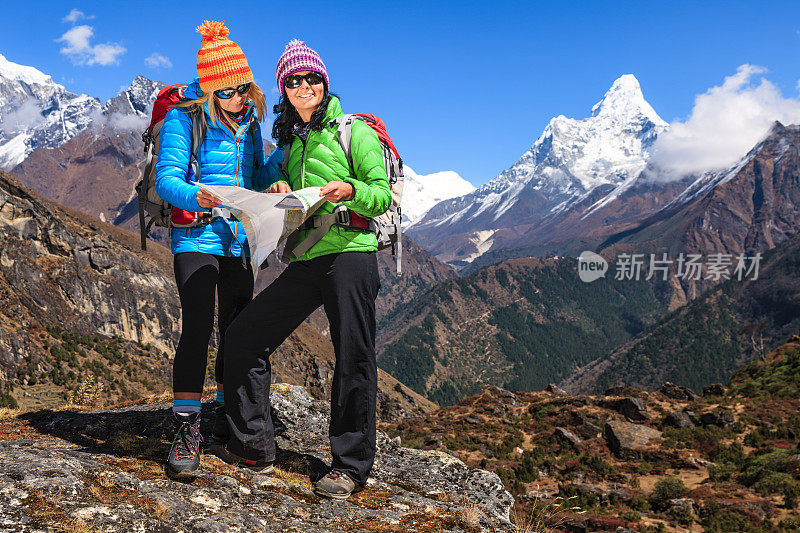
[702,383,726,397]
[554,427,583,447]
[660,382,697,402]
[546,383,569,396]
[700,409,735,428]
[604,420,663,460]
[599,397,650,422]
[663,410,695,429]
[5,384,515,532]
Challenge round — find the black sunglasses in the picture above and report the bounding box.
[284,72,325,90]
[214,83,251,99]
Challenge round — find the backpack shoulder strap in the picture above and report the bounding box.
[188,106,206,181]
[249,119,260,170]
[334,114,360,168]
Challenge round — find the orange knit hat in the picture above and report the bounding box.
[195,20,253,94]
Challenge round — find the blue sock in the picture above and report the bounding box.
[173,399,201,414]
[216,391,224,406]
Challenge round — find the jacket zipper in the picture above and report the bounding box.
[292,132,308,189]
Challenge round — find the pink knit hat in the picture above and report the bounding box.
[276,39,329,96]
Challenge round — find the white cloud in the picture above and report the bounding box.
[651,64,800,178]
[57,24,126,66]
[62,9,93,23]
[0,99,43,133]
[144,53,172,69]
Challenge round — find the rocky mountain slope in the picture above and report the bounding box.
[562,226,800,396]
[0,170,433,418]
[387,339,800,531]
[595,121,800,305]
[408,75,670,268]
[377,256,666,405]
[0,383,512,532]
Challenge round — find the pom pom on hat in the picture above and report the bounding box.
[196,20,230,43]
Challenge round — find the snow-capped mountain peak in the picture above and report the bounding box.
[402,165,476,226]
[0,55,164,170]
[590,74,666,126]
[408,74,670,265]
[105,75,164,117]
[487,74,669,202]
[0,53,53,86]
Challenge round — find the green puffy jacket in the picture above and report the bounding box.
[278,96,391,261]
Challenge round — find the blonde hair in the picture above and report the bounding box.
[175,81,267,125]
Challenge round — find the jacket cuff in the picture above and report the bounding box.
[184,185,202,212]
[340,178,364,211]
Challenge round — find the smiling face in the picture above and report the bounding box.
[285,70,325,121]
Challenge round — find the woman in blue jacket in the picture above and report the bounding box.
[154,20,279,479]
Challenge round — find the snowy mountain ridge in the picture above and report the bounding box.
[408,74,670,255]
[0,54,162,170]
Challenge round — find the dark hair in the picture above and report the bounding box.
[271,89,335,148]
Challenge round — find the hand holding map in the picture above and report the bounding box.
[197,184,326,281]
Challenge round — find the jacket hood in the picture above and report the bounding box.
[185,78,203,100]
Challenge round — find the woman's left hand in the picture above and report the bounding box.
[319,181,355,203]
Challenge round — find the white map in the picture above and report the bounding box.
[198,185,326,280]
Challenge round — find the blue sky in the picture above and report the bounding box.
[2,1,800,185]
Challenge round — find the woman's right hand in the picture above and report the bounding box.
[196,189,223,208]
[268,182,292,193]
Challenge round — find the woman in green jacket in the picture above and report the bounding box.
[211,40,391,500]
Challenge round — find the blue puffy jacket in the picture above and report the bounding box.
[155,78,283,257]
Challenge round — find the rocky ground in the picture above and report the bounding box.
[0,384,512,532]
[385,338,800,532]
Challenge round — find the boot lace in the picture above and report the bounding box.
[172,419,202,461]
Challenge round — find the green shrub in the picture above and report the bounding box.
[649,477,688,510]
[0,390,17,409]
[708,462,738,482]
[710,441,746,465]
[629,494,650,511]
[579,452,617,477]
[698,503,751,532]
[669,502,693,526]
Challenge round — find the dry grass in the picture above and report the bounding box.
[461,502,483,526]
[67,375,102,407]
[512,495,584,533]
[270,465,315,491]
[0,407,19,421]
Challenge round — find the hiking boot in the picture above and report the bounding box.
[166,411,202,479]
[208,444,274,473]
[314,470,363,499]
[210,404,229,445]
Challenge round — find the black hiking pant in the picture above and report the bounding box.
[173,252,253,394]
[223,251,380,485]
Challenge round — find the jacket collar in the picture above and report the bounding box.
[323,95,344,125]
